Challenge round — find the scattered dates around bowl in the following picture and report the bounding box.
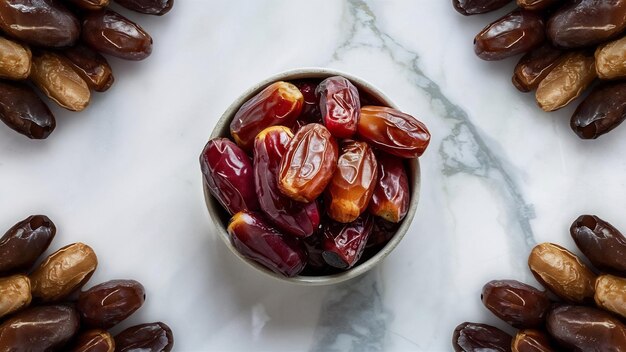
[202,75,431,278]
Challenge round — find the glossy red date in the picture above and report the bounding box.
[322,215,373,269]
[316,76,360,138]
[369,155,409,223]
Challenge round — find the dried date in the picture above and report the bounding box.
[0,215,55,274]
[316,76,360,138]
[114,0,174,15]
[570,83,626,139]
[0,275,31,320]
[570,215,626,274]
[481,280,550,328]
[511,329,555,352]
[77,280,145,329]
[70,330,115,352]
[0,36,31,80]
[115,322,173,352]
[322,215,373,269]
[63,45,114,92]
[512,44,562,92]
[369,154,409,223]
[452,322,512,352]
[0,82,56,139]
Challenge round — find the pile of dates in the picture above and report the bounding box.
[453,214,626,351]
[0,215,174,351]
[200,76,431,278]
[0,0,174,140]
[453,0,626,140]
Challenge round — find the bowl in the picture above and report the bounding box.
[203,67,421,285]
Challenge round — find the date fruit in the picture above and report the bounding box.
[369,155,409,223]
[481,280,550,328]
[546,305,626,351]
[278,123,338,203]
[570,83,626,139]
[452,322,512,352]
[594,274,626,320]
[0,36,30,80]
[0,215,55,274]
[254,126,320,238]
[30,242,98,302]
[358,106,430,158]
[453,0,512,16]
[71,330,115,352]
[115,322,173,352]
[570,214,626,274]
[200,138,258,216]
[302,232,327,274]
[528,242,595,303]
[547,0,626,49]
[0,82,56,139]
[0,305,80,351]
[316,76,360,138]
[227,211,306,277]
[595,35,626,80]
[474,10,545,61]
[535,52,596,112]
[230,81,303,151]
[0,275,31,320]
[77,280,145,329]
[30,52,91,112]
[516,0,560,10]
[115,0,174,15]
[322,215,373,269]
[293,80,321,124]
[67,0,108,10]
[327,141,377,223]
[0,0,79,48]
[511,329,555,352]
[82,9,153,61]
[64,45,114,92]
[513,44,562,92]
[366,217,398,249]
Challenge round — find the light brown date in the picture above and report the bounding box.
[0,36,30,80]
[595,35,626,80]
[594,274,626,320]
[0,275,31,320]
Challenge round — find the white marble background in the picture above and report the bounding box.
[1,0,625,351]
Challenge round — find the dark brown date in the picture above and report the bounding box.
[63,45,114,92]
[0,305,80,351]
[326,141,377,223]
[516,0,561,11]
[200,138,259,216]
[512,329,555,352]
[358,106,430,159]
[227,210,306,277]
[230,81,303,152]
[0,215,55,274]
[570,215,626,274]
[77,280,145,329]
[366,217,398,249]
[512,44,562,92]
[114,0,174,15]
[254,126,320,238]
[547,0,626,48]
[0,0,79,48]
[278,123,338,203]
[474,10,545,61]
[70,330,115,352]
[66,0,108,10]
[316,76,360,139]
[82,9,153,61]
[452,322,513,352]
[0,82,56,139]
[322,215,373,269]
[546,305,626,351]
[570,83,626,139]
[481,280,550,328]
[302,232,327,275]
[453,0,512,16]
[293,80,322,124]
[115,322,173,352]
[369,154,409,223]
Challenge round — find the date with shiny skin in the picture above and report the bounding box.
[570,215,626,274]
[513,44,562,92]
[64,45,114,92]
[594,274,626,320]
[369,155,409,223]
[293,80,322,125]
[512,329,555,352]
[0,215,55,274]
[452,322,512,352]
[114,0,174,15]
[596,35,626,80]
[115,322,173,352]
[322,215,373,269]
[0,36,31,80]
[0,275,31,320]
[70,330,115,352]
[0,82,56,139]
[453,0,512,15]
[517,0,560,10]
[77,280,145,329]
[316,76,361,138]
[67,0,109,10]
[570,83,626,139]
[481,280,550,328]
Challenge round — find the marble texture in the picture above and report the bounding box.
[0,0,624,351]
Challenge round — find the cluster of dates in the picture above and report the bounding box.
[453,0,626,139]
[0,0,173,140]
[453,214,626,351]
[0,215,174,352]
[200,76,431,278]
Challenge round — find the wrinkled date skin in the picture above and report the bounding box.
[316,76,361,139]
[512,330,555,352]
[369,155,409,223]
[0,305,80,351]
[570,83,626,139]
[64,45,114,92]
[0,36,31,80]
[67,0,108,10]
[366,217,398,249]
[570,215,626,274]
[358,106,430,158]
[115,322,173,352]
[230,81,303,152]
[326,141,378,223]
[322,215,373,269]
[594,275,626,320]
[0,215,55,274]
[30,242,98,302]
[0,82,56,139]
[254,126,320,238]
[517,0,561,10]
[0,275,31,320]
[114,0,174,15]
[227,211,306,277]
[71,330,115,352]
[481,280,550,328]
[547,305,626,351]
[200,138,259,216]
[452,0,512,15]
[293,80,322,125]
[82,9,153,61]
[278,123,338,203]
[528,242,596,303]
[452,322,512,352]
[596,36,626,80]
[513,44,562,92]
[547,0,626,49]
[302,232,327,275]
[0,0,79,48]
[474,10,545,61]
[77,280,145,329]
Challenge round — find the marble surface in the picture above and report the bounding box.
[1,0,625,351]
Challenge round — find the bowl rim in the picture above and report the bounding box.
[203,67,422,285]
